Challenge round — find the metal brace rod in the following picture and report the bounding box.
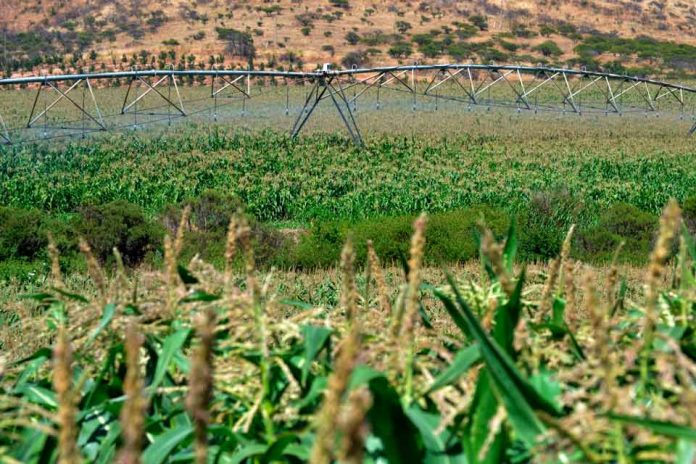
[641,82,657,111]
[499,70,531,109]
[424,69,454,94]
[46,80,106,130]
[0,113,10,144]
[290,75,364,145]
[344,72,386,104]
[654,86,683,104]
[442,68,478,104]
[689,121,696,136]
[121,75,167,113]
[122,75,186,115]
[212,74,249,98]
[326,79,363,146]
[518,71,560,99]
[565,75,602,103]
[554,72,579,113]
[474,70,514,99]
[290,78,326,137]
[27,79,106,130]
[339,70,413,105]
[591,77,619,113]
[27,79,80,127]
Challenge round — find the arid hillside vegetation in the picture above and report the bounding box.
[2,0,695,78]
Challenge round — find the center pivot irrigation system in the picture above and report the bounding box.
[0,63,695,146]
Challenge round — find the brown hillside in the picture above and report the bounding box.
[2,0,695,76]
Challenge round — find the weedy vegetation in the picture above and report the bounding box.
[0,199,694,462]
[0,104,694,463]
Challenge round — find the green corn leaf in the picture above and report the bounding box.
[142,424,193,464]
[463,369,507,464]
[406,406,466,464]
[12,428,50,463]
[280,299,314,310]
[605,414,696,441]
[300,324,332,386]
[228,443,268,464]
[93,423,122,464]
[52,287,90,303]
[437,274,563,447]
[680,224,696,289]
[503,220,517,273]
[367,376,424,463]
[677,439,695,464]
[179,290,220,303]
[348,364,384,391]
[149,329,191,391]
[16,384,57,408]
[283,442,311,461]
[176,264,199,285]
[492,268,525,356]
[85,303,116,347]
[261,434,299,463]
[426,343,480,394]
[20,292,55,302]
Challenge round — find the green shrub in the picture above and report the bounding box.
[0,207,48,261]
[575,203,657,263]
[395,20,412,34]
[388,42,413,58]
[163,191,288,268]
[519,189,584,260]
[74,201,163,266]
[534,40,563,57]
[469,15,488,31]
[683,196,696,235]
[289,206,510,270]
[345,31,360,45]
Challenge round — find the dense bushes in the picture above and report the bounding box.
[683,196,696,235]
[288,206,512,269]
[164,190,287,266]
[74,201,163,266]
[518,189,583,261]
[575,203,657,262]
[0,207,48,261]
[1,195,692,278]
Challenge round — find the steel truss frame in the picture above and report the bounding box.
[121,74,185,116]
[0,64,694,145]
[421,67,686,115]
[26,78,106,133]
[291,75,363,146]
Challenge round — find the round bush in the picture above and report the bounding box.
[74,201,163,266]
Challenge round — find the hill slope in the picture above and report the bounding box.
[2,0,695,77]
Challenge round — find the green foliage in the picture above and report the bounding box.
[1,130,692,228]
[74,200,163,266]
[469,15,488,31]
[575,35,696,71]
[289,207,509,269]
[683,196,696,235]
[344,31,360,45]
[395,20,412,34]
[341,50,369,68]
[388,41,412,58]
[519,189,583,260]
[1,206,694,462]
[0,207,49,261]
[329,0,350,8]
[534,40,563,57]
[576,203,658,262]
